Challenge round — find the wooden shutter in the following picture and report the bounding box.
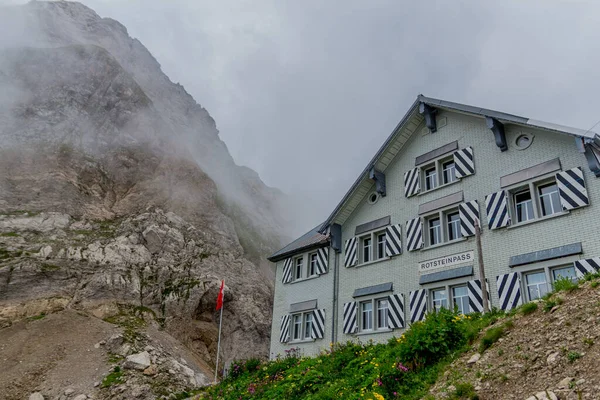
[454,146,475,179]
[459,200,479,237]
[385,224,402,257]
[279,315,291,343]
[404,167,421,197]
[344,237,358,268]
[556,167,590,210]
[387,294,405,329]
[342,301,358,334]
[485,190,510,229]
[282,258,293,284]
[467,279,491,313]
[496,273,522,311]
[406,217,423,251]
[574,257,600,277]
[409,289,427,323]
[311,309,325,339]
[316,247,329,275]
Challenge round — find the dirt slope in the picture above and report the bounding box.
[431,281,600,400]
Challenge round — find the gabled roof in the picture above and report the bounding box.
[319,94,599,231]
[268,223,329,262]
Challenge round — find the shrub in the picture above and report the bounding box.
[452,382,479,400]
[553,276,578,293]
[567,351,582,363]
[479,326,505,353]
[591,281,599,288]
[521,302,538,315]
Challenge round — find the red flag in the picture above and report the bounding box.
[216,280,224,311]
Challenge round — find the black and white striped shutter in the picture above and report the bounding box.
[279,315,291,343]
[574,257,600,277]
[467,279,491,313]
[406,217,423,251]
[404,168,420,197]
[485,190,510,229]
[342,301,358,334]
[311,309,325,339]
[409,289,427,323]
[454,147,475,179]
[388,294,405,329]
[496,272,522,311]
[282,258,293,284]
[459,200,479,237]
[556,167,590,210]
[316,247,329,275]
[385,224,402,257]
[344,238,358,268]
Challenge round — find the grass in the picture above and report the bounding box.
[27,313,46,321]
[101,366,123,388]
[107,353,124,364]
[0,232,19,237]
[40,263,61,272]
[553,276,578,293]
[521,302,538,315]
[567,351,582,363]
[479,324,508,354]
[450,382,479,400]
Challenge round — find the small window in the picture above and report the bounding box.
[376,233,386,260]
[376,298,389,329]
[304,312,313,339]
[525,271,549,301]
[515,133,534,150]
[292,314,302,340]
[446,211,461,241]
[431,288,447,311]
[514,189,534,223]
[362,237,372,263]
[552,265,577,283]
[368,192,379,204]
[424,167,437,190]
[428,217,441,246]
[538,183,561,217]
[452,286,470,314]
[442,160,456,184]
[360,301,373,331]
[294,257,303,280]
[308,253,318,277]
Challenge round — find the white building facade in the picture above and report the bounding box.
[268,95,600,358]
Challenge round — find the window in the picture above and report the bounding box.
[360,301,373,331]
[292,314,302,340]
[294,257,303,280]
[428,217,441,246]
[525,271,549,301]
[514,189,534,223]
[424,167,437,190]
[538,183,561,217]
[442,160,456,184]
[376,233,386,260]
[290,312,315,341]
[304,313,313,339]
[447,212,461,241]
[552,265,577,283]
[452,286,470,314]
[308,253,318,277]
[362,237,372,263]
[431,288,447,311]
[376,298,389,329]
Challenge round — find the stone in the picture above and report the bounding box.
[447,385,456,392]
[550,306,560,313]
[117,343,131,357]
[105,333,124,353]
[467,353,481,365]
[143,365,158,376]
[29,393,44,400]
[576,379,586,385]
[64,388,75,396]
[73,396,87,400]
[558,377,574,388]
[123,351,151,370]
[547,352,559,365]
[525,391,558,400]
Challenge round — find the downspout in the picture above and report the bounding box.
[331,250,340,344]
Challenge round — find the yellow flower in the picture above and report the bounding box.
[373,393,385,400]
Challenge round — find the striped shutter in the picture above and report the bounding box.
[459,200,479,237]
[311,309,325,339]
[316,247,329,275]
[385,224,402,257]
[467,279,491,313]
[388,294,405,329]
[409,289,427,323]
[344,237,358,268]
[556,167,590,210]
[574,257,600,277]
[454,147,475,179]
[282,258,293,284]
[485,190,510,229]
[342,301,358,334]
[404,167,420,197]
[279,315,291,343]
[496,272,522,311]
[406,217,423,251]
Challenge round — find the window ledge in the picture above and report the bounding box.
[290,275,319,285]
[357,257,390,268]
[355,328,393,336]
[507,211,569,230]
[421,237,467,252]
[289,338,316,344]
[418,179,460,196]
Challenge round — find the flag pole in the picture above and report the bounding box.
[214,305,223,383]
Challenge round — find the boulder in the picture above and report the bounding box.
[123,351,151,370]
[29,393,44,400]
[467,353,481,365]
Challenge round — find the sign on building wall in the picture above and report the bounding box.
[418,251,474,273]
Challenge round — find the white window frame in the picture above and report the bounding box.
[293,255,304,281]
[422,205,463,248]
[506,174,567,227]
[524,270,550,301]
[451,285,470,314]
[357,295,391,334]
[431,287,448,311]
[308,252,318,277]
[418,153,461,194]
[358,229,388,265]
[551,265,578,283]
[441,159,457,185]
[423,164,438,191]
[289,311,315,342]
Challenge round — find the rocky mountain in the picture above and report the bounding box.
[0,1,290,398]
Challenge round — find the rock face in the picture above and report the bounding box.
[0,0,289,376]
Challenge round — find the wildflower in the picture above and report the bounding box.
[373,393,385,400]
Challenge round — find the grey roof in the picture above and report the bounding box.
[319,94,599,231]
[268,223,329,261]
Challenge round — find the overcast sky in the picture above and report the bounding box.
[7,0,600,231]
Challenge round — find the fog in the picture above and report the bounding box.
[2,0,600,237]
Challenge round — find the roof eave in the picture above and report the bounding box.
[267,239,330,262]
